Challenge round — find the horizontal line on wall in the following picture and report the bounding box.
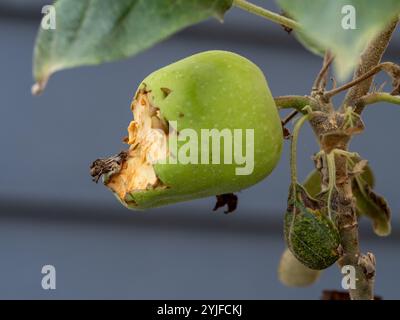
[0,198,398,242]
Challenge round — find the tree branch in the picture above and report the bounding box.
[355,92,400,112]
[312,51,334,92]
[309,121,376,299]
[274,95,316,111]
[342,18,398,110]
[324,62,400,100]
[233,0,300,30]
[330,151,375,300]
[281,110,299,126]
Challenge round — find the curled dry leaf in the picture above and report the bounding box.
[213,193,238,214]
[353,180,391,236]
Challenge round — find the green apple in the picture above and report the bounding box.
[91,51,283,209]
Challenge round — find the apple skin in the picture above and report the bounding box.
[119,51,283,209]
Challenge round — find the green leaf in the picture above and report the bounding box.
[277,0,400,80]
[302,170,323,199]
[32,0,233,94]
[294,31,325,57]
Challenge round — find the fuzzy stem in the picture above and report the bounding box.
[323,145,375,299]
[324,62,400,100]
[309,109,375,299]
[326,152,336,220]
[233,0,300,30]
[312,52,334,92]
[342,18,398,110]
[355,92,400,112]
[274,95,316,111]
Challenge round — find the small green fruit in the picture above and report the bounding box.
[91,51,283,209]
[284,184,340,270]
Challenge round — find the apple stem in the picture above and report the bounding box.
[355,92,400,110]
[312,51,334,92]
[324,62,400,101]
[274,95,317,112]
[233,0,300,31]
[290,112,310,185]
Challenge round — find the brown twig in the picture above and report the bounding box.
[282,110,299,126]
[324,62,400,100]
[312,51,334,92]
[330,77,337,90]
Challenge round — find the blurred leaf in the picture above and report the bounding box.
[352,159,369,176]
[303,165,374,198]
[354,179,391,236]
[277,0,400,80]
[294,31,325,57]
[278,248,321,287]
[32,0,233,94]
[303,170,323,199]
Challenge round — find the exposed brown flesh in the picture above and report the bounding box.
[106,91,168,201]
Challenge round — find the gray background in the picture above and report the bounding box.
[0,0,399,299]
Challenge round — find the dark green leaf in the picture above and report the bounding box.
[32,0,233,94]
[277,0,400,80]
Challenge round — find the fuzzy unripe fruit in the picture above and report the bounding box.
[284,184,340,270]
[284,205,340,270]
[91,51,283,209]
